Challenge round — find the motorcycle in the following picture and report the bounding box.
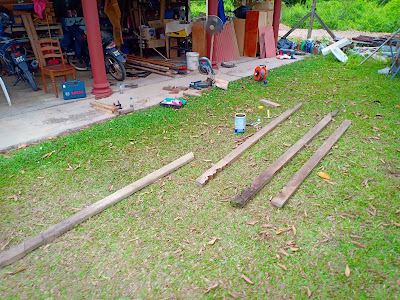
[0,10,38,91]
[65,28,127,81]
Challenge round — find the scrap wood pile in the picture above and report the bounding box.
[0,100,352,269]
[195,101,351,209]
[125,55,187,78]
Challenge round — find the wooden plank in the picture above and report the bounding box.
[230,110,339,208]
[0,152,195,268]
[259,27,266,58]
[195,103,303,187]
[21,14,39,61]
[259,98,281,107]
[126,54,185,70]
[271,120,351,208]
[125,64,175,77]
[233,18,246,56]
[126,59,177,73]
[244,11,259,57]
[263,26,276,58]
[192,21,207,57]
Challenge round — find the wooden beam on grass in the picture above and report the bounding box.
[230,110,339,208]
[271,120,351,208]
[195,103,302,187]
[259,99,281,107]
[0,152,195,268]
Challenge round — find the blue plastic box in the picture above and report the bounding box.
[62,80,86,100]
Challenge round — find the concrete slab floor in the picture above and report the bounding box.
[0,55,304,151]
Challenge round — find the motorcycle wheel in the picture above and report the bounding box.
[23,69,38,91]
[67,55,88,71]
[106,55,126,81]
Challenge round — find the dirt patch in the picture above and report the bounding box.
[279,23,390,41]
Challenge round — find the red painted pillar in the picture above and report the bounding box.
[207,0,218,63]
[82,0,113,98]
[272,0,282,47]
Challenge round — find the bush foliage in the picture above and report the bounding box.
[281,0,400,32]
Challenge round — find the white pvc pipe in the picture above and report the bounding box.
[0,77,11,106]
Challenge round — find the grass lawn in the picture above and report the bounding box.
[1,54,399,299]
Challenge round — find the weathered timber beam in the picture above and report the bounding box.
[230,110,339,208]
[195,103,303,187]
[271,120,351,208]
[0,152,195,268]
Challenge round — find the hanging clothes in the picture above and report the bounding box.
[104,0,123,47]
[33,0,47,19]
[218,0,226,24]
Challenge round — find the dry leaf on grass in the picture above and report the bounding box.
[276,227,292,235]
[323,179,336,185]
[41,150,55,159]
[350,241,367,249]
[261,224,273,228]
[290,247,300,252]
[368,203,377,211]
[204,282,219,294]
[317,171,330,179]
[279,248,290,257]
[345,265,351,277]
[6,195,17,202]
[228,291,246,299]
[207,237,222,245]
[349,235,362,239]
[246,219,260,225]
[173,217,182,222]
[393,222,400,227]
[292,225,297,236]
[4,266,27,276]
[0,239,11,250]
[277,263,287,271]
[307,286,312,298]
[240,274,254,285]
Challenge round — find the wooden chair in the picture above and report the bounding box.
[35,39,76,98]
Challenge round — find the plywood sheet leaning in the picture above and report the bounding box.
[244,11,259,57]
[271,120,351,208]
[230,110,339,208]
[213,21,240,63]
[262,26,276,58]
[0,152,195,268]
[192,21,207,57]
[233,18,246,56]
[195,103,303,187]
[259,27,266,58]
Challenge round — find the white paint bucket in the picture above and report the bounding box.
[235,113,246,133]
[186,52,199,71]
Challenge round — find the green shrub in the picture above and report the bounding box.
[281,0,400,32]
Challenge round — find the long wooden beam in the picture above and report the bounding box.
[230,110,339,208]
[195,103,303,187]
[0,152,195,268]
[125,64,175,77]
[126,59,178,73]
[126,54,186,70]
[271,120,350,208]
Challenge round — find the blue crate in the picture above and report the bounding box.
[62,80,86,100]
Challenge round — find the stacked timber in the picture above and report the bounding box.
[125,55,187,77]
[33,2,57,25]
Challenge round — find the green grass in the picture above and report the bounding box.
[1,55,399,299]
[281,0,400,33]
